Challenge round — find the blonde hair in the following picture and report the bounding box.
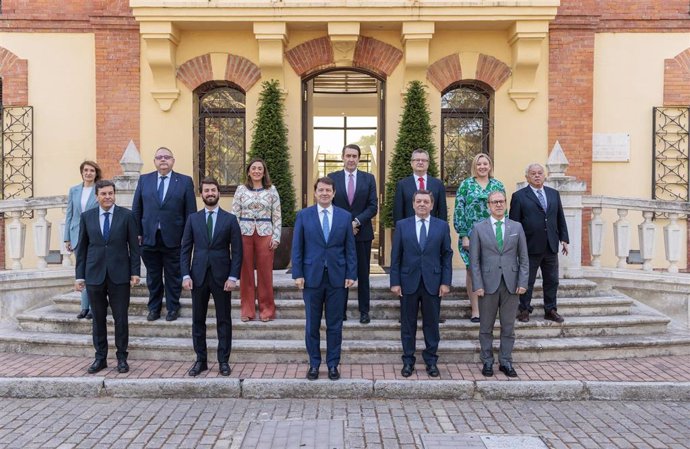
[470,153,493,178]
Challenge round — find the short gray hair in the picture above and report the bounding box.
[524,163,544,176]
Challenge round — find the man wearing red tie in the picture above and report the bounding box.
[392,148,448,226]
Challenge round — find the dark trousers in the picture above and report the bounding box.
[304,269,346,369]
[191,268,232,363]
[520,251,559,313]
[400,282,441,366]
[344,239,372,317]
[142,230,182,313]
[87,277,130,361]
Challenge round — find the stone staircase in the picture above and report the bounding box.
[1,273,690,364]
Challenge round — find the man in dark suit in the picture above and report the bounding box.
[328,144,378,324]
[470,191,529,378]
[392,148,447,225]
[390,190,453,378]
[75,180,141,374]
[509,163,569,323]
[132,146,196,322]
[181,177,242,377]
[292,177,357,381]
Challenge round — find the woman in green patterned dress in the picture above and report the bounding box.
[453,153,505,322]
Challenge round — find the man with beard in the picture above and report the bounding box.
[181,177,242,376]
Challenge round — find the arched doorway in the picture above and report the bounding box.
[301,68,386,266]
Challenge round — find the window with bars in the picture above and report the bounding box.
[196,82,246,193]
[441,82,493,191]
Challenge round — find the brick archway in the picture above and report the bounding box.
[286,36,402,78]
[0,47,29,105]
[664,48,690,106]
[426,53,511,92]
[177,53,261,92]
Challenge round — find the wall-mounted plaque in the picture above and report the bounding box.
[592,133,630,162]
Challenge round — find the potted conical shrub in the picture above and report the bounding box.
[249,79,297,269]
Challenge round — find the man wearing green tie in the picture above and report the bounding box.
[469,190,529,378]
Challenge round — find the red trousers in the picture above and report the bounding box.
[240,232,276,320]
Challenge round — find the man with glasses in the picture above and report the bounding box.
[392,148,447,226]
[133,147,196,322]
[469,190,528,378]
[509,163,569,324]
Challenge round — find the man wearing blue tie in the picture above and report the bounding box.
[291,177,357,381]
[132,147,196,322]
[75,180,140,374]
[390,190,453,378]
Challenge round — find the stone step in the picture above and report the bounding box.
[1,326,689,363]
[16,308,667,340]
[123,277,600,300]
[51,294,634,319]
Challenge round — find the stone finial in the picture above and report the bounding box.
[119,140,143,176]
[546,140,569,178]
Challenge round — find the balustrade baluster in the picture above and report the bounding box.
[589,207,604,268]
[32,208,52,270]
[613,208,630,269]
[664,213,681,274]
[6,211,26,270]
[638,211,655,271]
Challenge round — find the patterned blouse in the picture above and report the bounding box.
[231,185,282,242]
[453,176,505,265]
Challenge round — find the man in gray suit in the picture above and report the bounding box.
[469,190,528,378]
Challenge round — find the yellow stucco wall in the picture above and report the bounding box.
[593,33,690,269]
[1,32,96,266]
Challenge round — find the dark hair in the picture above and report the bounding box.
[244,158,272,189]
[313,176,335,191]
[342,144,361,157]
[200,177,220,192]
[80,160,102,182]
[411,148,430,161]
[94,179,116,194]
[412,189,434,204]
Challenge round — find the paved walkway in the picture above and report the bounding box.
[0,353,688,382]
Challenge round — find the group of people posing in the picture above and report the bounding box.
[66,144,568,380]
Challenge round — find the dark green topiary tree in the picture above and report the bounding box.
[249,79,297,227]
[381,80,439,227]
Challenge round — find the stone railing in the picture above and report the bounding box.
[0,195,68,270]
[583,196,690,273]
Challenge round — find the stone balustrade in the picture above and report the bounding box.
[582,196,690,273]
[0,196,68,270]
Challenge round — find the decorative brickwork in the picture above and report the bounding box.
[663,49,690,107]
[225,55,261,92]
[0,47,28,106]
[285,37,334,77]
[426,54,462,92]
[475,54,511,91]
[177,54,214,91]
[352,36,403,78]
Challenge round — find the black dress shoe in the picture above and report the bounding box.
[117,359,129,373]
[499,363,518,378]
[470,316,480,323]
[401,364,414,377]
[147,310,161,321]
[219,362,231,376]
[544,309,564,323]
[306,366,319,381]
[425,364,440,377]
[166,309,179,321]
[481,362,494,377]
[328,366,340,381]
[77,309,89,319]
[188,361,208,377]
[87,359,107,374]
[517,309,530,322]
[85,310,93,320]
[359,313,370,324]
[343,314,348,321]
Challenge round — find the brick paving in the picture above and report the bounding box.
[0,352,687,382]
[0,397,688,449]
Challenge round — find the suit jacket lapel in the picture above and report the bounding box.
[162,172,177,206]
[312,207,327,245]
[211,209,226,245]
[85,189,98,211]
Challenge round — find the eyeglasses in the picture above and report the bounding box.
[489,200,506,205]
[411,159,429,163]
[155,155,173,161]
